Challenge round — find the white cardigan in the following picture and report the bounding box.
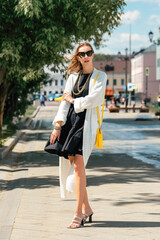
[53,68,107,198]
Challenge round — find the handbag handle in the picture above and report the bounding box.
[94,72,105,128]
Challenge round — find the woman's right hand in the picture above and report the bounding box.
[50,129,61,144]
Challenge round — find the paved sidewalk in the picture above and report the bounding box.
[0,106,160,240]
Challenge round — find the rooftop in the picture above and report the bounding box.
[133,44,156,57]
[93,59,130,74]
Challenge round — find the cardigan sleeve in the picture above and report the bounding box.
[52,74,74,126]
[73,72,107,113]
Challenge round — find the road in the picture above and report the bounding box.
[0,105,160,240]
[102,116,160,168]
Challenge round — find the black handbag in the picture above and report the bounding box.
[44,137,54,154]
[44,136,62,155]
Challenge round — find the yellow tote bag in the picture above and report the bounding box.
[95,72,105,149]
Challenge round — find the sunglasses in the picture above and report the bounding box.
[77,50,93,58]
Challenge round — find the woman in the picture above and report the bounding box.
[50,42,107,228]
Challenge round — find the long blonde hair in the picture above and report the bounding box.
[67,42,94,76]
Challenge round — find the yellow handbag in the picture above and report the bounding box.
[95,72,105,149]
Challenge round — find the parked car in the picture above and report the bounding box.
[54,96,63,101]
[33,94,40,100]
[47,93,63,101]
[47,93,56,101]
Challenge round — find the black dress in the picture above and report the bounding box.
[51,73,91,159]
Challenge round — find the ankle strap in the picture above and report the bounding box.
[73,215,82,220]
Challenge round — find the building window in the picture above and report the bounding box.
[49,81,52,86]
[113,79,117,86]
[55,80,58,86]
[61,80,63,86]
[121,79,124,85]
[49,91,52,94]
[107,79,109,85]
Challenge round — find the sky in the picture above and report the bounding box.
[94,0,160,55]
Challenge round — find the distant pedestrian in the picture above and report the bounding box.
[47,42,107,228]
[157,95,160,107]
[109,98,116,108]
[40,95,45,106]
[141,100,145,108]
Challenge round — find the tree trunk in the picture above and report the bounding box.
[0,68,7,131]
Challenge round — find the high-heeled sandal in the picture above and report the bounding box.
[83,212,94,223]
[67,216,84,229]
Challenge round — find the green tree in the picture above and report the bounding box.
[0,0,126,130]
[3,71,49,123]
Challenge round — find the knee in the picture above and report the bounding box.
[74,156,85,175]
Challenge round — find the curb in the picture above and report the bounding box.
[24,106,40,128]
[0,130,25,160]
[0,106,40,160]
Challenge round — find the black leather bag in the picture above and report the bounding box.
[44,136,62,155]
[44,138,54,154]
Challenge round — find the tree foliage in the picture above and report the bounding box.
[0,0,126,72]
[4,72,49,123]
[0,0,126,129]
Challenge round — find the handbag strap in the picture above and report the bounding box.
[94,72,105,127]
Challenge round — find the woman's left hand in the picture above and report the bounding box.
[63,92,73,104]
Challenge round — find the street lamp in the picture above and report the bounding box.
[110,62,115,94]
[105,64,114,91]
[148,27,160,45]
[118,50,129,112]
[125,48,128,112]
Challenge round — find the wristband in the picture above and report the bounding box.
[53,122,61,130]
[54,125,61,130]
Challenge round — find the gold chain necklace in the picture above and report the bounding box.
[72,72,92,96]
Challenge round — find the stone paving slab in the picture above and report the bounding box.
[1,106,160,240]
[9,161,160,240]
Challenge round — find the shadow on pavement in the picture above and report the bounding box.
[1,118,160,196]
[88,220,160,228]
[0,175,59,191]
[1,150,160,192]
[103,118,160,126]
[86,153,160,186]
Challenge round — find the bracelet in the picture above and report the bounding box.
[54,125,61,130]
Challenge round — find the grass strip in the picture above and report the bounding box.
[0,105,37,147]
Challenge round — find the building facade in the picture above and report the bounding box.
[41,66,66,96]
[41,56,131,98]
[93,56,130,97]
[156,27,160,80]
[131,44,160,101]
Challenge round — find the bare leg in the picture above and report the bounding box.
[74,154,86,217]
[68,154,85,228]
[82,188,93,215]
[69,155,93,214]
[68,154,93,228]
